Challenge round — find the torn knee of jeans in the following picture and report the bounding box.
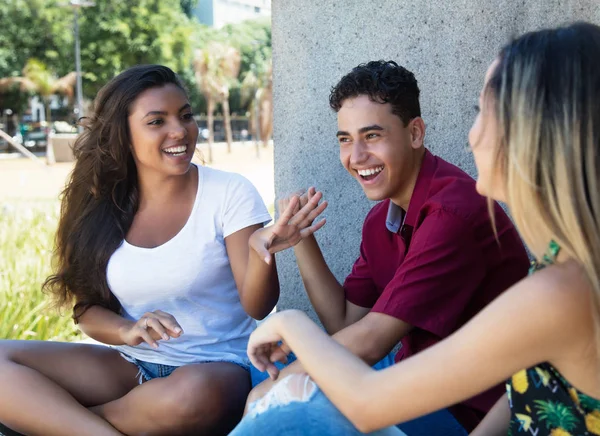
[248,374,317,418]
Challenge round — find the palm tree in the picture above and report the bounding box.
[257,62,273,148]
[194,42,241,162]
[0,59,76,165]
[241,60,273,155]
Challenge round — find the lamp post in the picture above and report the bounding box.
[69,0,94,131]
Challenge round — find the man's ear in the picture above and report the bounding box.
[409,117,426,149]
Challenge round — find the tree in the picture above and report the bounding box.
[0,0,73,79]
[241,60,273,151]
[222,17,272,115]
[77,0,195,99]
[222,17,271,85]
[194,42,241,161]
[0,59,76,164]
[0,0,196,117]
[180,0,198,17]
[257,62,273,148]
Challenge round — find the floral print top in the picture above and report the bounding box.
[507,241,600,436]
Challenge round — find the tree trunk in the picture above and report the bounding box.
[44,98,56,165]
[253,94,260,158]
[259,87,273,148]
[222,96,233,154]
[206,97,215,164]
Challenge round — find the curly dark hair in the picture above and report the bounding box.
[43,65,187,322]
[329,60,421,126]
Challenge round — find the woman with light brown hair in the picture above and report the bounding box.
[231,21,600,436]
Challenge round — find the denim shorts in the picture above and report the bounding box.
[119,353,250,383]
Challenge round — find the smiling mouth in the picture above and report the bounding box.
[357,165,384,181]
[162,145,188,157]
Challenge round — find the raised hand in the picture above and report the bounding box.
[250,187,328,264]
[119,309,183,349]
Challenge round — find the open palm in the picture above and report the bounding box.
[250,188,328,263]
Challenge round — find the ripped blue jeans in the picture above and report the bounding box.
[233,353,468,436]
[231,374,406,436]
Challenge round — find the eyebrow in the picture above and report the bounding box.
[143,103,191,119]
[336,124,385,137]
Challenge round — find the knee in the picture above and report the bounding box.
[160,367,249,431]
[248,374,317,418]
[162,372,216,423]
[0,341,16,363]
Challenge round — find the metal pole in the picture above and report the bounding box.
[74,6,84,132]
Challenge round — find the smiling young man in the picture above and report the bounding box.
[245,60,529,435]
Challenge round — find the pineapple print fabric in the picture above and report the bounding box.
[507,363,600,435]
[507,241,600,435]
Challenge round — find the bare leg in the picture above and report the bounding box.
[0,340,139,436]
[93,362,251,436]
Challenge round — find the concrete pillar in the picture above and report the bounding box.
[272,0,600,317]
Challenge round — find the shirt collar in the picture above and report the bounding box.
[385,201,405,233]
[385,149,436,233]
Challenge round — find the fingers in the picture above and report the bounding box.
[276,195,300,225]
[289,192,327,228]
[266,363,280,381]
[277,187,319,217]
[298,187,315,208]
[299,218,327,239]
[152,310,183,337]
[146,317,170,341]
[249,343,275,372]
[257,244,272,265]
[269,343,291,364]
[251,344,281,380]
[303,200,328,227]
[306,186,317,202]
[136,322,159,349]
[250,229,273,264]
[278,190,303,217]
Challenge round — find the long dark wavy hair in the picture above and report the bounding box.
[44,65,187,322]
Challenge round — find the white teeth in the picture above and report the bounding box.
[357,166,384,177]
[163,145,187,154]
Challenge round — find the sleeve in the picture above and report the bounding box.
[222,173,272,238]
[371,210,486,338]
[343,217,379,308]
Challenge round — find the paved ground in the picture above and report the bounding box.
[0,141,274,207]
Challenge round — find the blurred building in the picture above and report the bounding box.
[194,0,271,28]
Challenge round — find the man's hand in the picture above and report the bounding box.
[249,188,327,264]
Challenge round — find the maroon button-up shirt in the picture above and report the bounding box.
[344,149,529,431]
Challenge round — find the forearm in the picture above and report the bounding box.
[294,236,347,332]
[275,312,373,414]
[469,393,510,436]
[270,330,386,384]
[77,305,133,345]
[241,247,280,320]
[272,313,397,383]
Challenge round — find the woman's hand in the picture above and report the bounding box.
[249,187,328,264]
[118,310,183,349]
[247,310,306,379]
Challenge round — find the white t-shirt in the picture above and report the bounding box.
[107,165,272,367]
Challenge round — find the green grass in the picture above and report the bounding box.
[0,202,82,341]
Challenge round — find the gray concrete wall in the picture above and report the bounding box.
[272,0,600,317]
